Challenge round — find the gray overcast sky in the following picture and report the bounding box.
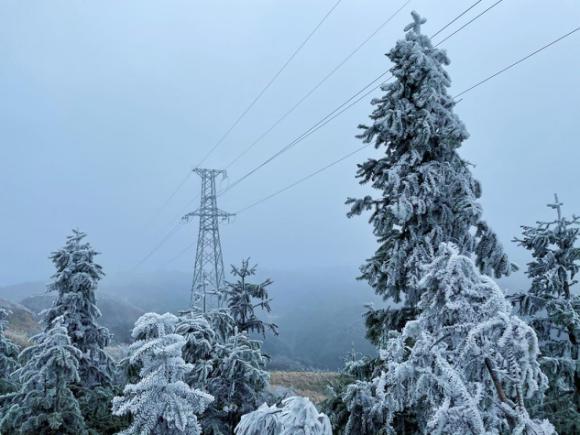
[0,0,579,288]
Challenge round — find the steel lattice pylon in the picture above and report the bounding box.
[183,168,233,311]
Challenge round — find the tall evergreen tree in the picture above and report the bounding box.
[0,317,87,435]
[112,312,213,435]
[43,229,120,434]
[225,259,278,337]
[347,11,510,334]
[43,229,114,387]
[511,194,580,434]
[0,307,19,395]
[377,243,553,434]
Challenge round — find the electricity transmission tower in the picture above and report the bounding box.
[183,168,234,311]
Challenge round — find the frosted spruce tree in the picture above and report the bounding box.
[206,331,269,432]
[322,350,386,434]
[176,311,217,387]
[177,309,270,434]
[43,229,114,387]
[0,307,19,394]
[511,194,580,433]
[112,312,214,435]
[375,243,553,434]
[235,396,332,435]
[0,317,87,435]
[43,229,118,433]
[176,261,276,434]
[225,259,278,337]
[330,12,512,433]
[347,12,510,335]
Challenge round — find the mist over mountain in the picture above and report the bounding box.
[0,266,384,369]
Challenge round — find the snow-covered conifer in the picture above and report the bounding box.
[200,327,269,434]
[235,396,332,435]
[225,259,278,337]
[347,12,510,332]
[0,307,19,394]
[43,229,114,387]
[208,330,269,411]
[177,284,273,433]
[322,349,393,435]
[512,194,580,433]
[112,312,213,435]
[376,243,553,434]
[176,311,216,386]
[0,317,87,435]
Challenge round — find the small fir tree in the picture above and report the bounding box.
[177,309,270,434]
[511,194,580,434]
[225,259,278,337]
[206,331,269,433]
[0,317,87,435]
[43,229,114,388]
[176,261,277,434]
[112,312,214,435]
[0,307,19,395]
[346,11,510,334]
[376,243,553,434]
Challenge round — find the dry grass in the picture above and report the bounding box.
[270,371,339,404]
[5,330,31,349]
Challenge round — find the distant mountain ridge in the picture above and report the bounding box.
[0,266,381,369]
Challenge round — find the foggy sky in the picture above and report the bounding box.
[1,0,579,291]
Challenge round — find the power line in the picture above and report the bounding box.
[150,2,515,267]
[226,26,580,219]
[163,14,579,267]
[218,75,387,198]
[217,2,498,199]
[453,26,580,99]
[142,0,476,234]
[141,171,193,231]
[135,170,234,270]
[236,143,371,214]
[165,145,371,264]
[196,0,344,168]
[133,222,183,269]
[224,0,411,170]
[434,0,504,47]
[430,0,483,39]
[140,0,343,230]
[165,240,196,266]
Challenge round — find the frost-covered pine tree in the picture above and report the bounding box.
[225,259,278,337]
[112,312,214,435]
[511,194,580,433]
[0,307,19,394]
[43,229,114,387]
[376,243,553,434]
[176,263,275,434]
[176,308,270,434]
[176,311,217,387]
[207,331,269,431]
[0,317,87,435]
[43,230,119,433]
[322,350,390,435]
[347,12,510,333]
[235,396,332,435]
